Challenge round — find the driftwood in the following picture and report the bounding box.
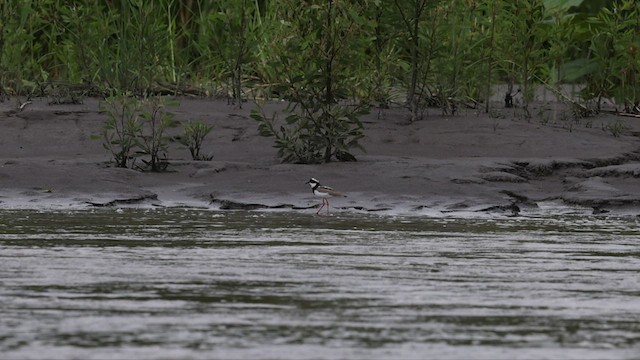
[601,109,640,118]
[616,112,640,119]
[2,99,32,117]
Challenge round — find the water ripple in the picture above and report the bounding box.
[1,209,639,359]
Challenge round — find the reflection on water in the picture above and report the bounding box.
[1,209,639,359]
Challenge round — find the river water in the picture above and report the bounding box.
[1,209,639,359]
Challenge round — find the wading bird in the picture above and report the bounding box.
[306,178,346,215]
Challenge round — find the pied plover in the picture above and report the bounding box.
[306,178,346,215]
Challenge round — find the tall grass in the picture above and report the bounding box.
[0,0,636,115]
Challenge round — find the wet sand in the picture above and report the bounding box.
[1,96,639,216]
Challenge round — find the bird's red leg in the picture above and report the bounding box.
[326,198,330,214]
[316,200,324,215]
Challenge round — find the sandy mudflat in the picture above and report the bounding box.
[1,96,640,216]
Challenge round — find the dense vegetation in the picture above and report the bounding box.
[1,0,638,163]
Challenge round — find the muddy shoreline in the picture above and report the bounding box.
[1,97,640,217]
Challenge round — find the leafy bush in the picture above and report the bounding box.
[135,97,179,172]
[98,95,142,168]
[582,0,640,111]
[181,120,214,161]
[250,0,369,164]
[252,101,367,164]
[98,95,178,171]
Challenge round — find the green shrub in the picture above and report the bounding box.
[98,95,142,168]
[252,101,367,164]
[250,0,368,164]
[181,120,214,161]
[97,95,178,171]
[135,97,179,172]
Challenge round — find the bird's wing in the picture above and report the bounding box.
[319,185,346,197]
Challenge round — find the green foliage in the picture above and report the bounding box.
[541,0,585,86]
[496,0,548,116]
[0,0,55,92]
[386,0,504,118]
[181,120,214,161]
[391,0,442,121]
[98,95,142,168]
[430,1,487,115]
[252,101,367,164]
[197,0,260,105]
[358,2,400,107]
[99,95,178,171]
[580,0,640,110]
[2,0,636,119]
[250,0,369,163]
[136,97,180,172]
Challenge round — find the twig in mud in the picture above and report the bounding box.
[18,100,32,111]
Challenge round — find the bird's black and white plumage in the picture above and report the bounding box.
[306,178,346,215]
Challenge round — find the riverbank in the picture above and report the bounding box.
[1,96,640,217]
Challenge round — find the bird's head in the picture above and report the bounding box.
[306,178,319,187]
